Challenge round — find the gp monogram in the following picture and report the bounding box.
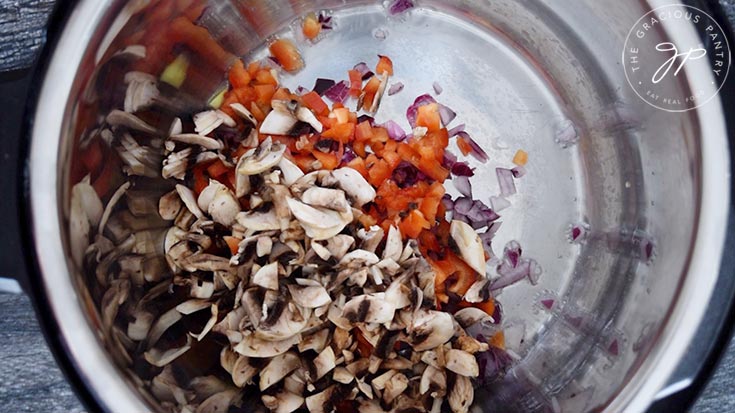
[623,4,731,112]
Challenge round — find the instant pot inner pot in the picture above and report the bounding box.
[60,1,701,411]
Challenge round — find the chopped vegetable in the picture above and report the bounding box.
[513,149,528,166]
[388,0,415,15]
[269,38,304,72]
[376,55,394,76]
[160,54,189,88]
[302,12,322,40]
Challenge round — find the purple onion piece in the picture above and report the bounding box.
[382,120,407,141]
[454,176,472,198]
[489,196,511,212]
[479,231,495,256]
[392,161,424,188]
[388,82,405,96]
[491,260,531,291]
[451,162,474,177]
[438,104,456,127]
[454,197,473,215]
[353,62,374,80]
[476,345,514,385]
[441,194,455,212]
[313,78,336,96]
[540,299,555,310]
[323,80,350,103]
[447,123,466,138]
[511,165,527,178]
[388,0,415,15]
[357,115,376,126]
[496,168,516,197]
[443,151,457,169]
[466,200,499,225]
[527,259,542,285]
[341,147,357,164]
[467,136,490,163]
[433,81,443,95]
[503,240,522,267]
[406,94,437,128]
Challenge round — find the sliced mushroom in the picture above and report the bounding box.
[278,157,305,186]
[310,241,331,261]
[161,148,192,181]
[107,109,159,135]
[296,106,323,133]
[410,310,456,351]
[220,347,238,375]
[233,332,301,358]
[342,293,395,324]
[230,103,258,126]
[383,226,403,262]
[454,307,494,328]
[235,154,252,198]
[448,375,474,413]
[314,347,336,380]
[283,372,306,395]
[288,284,331,308]
[298,328,330,353]
[325,167,376,207]
[445,349,479,377]
[252,262,279,290]
[260,105,298,135]
[339,249,380,267]
[236,209,281,231]
[305,385,336,413]
[256,302,311,342]
[198,181,240,226]
[124,72,159,113]
[287,198,351,241]
[144,336,192,367]
[127,310,154,341]
[238,138,286,175]
[369,71,389,114]
[455,333,489,354]
[325,235,355,260]
[371,369,397,391]
[384,275,412,310]
[260,352,301,390]
[333,367,354,384]
[192,303,219,341]
[190,376,229,401]
[176,299,211,315]
[176,184,205,219]
[463,279,490,303]
[193,110,227,136]
[256,236,273,257]
[262,391,304,413]
[382,372,409,405]
[195,389,240,413]
[99,182,131,235]
[450,220,487,276]
[170,133,223,150]
[357,226,384,253]
[147,308,183,348]
[300,187,351,213]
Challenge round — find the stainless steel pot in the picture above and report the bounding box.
[15,0,734,412]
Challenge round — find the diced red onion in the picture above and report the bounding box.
[353,62,374,80]
[491,260,531,291]
[341,147,357,164]
[454,176,472,197]
[476,344,514,385]
[406,94,437,128]
[313,78,336,95]
[388,82,405,96]
[569,222,589,243]
[479,231,495,256]
[389,0,415,15]
[324,80,350,103]
[441,194,455,212]
[447,123,466,137]
[555,118,579,148]
[496,168,516,196]
[382,120,407,141]
[433,81,443,95]
[457,131,489,163]
[511,166,526,178]
[486,221,502,239]
[467,200,499,224]
[454,197,473,215]
[489,196,511,212]
[443,151,457,169]
[295,86,310,96]
[438,104,456,126]
[391,161,427,188]
[357,115,376,126]
[451,162,474,177]
[503,240,522,267]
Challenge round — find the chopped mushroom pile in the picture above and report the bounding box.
[70,4,540,413]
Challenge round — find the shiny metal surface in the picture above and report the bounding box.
[26,0,730,412]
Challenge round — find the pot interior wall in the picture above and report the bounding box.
[56,0,702,411]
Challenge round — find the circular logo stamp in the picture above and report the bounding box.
[623,5,731,112]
